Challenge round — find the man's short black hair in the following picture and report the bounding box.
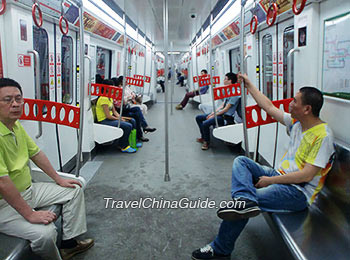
[299,86,323,117]
[0,78,23,95]
[201,69,208,74]
[225,72,238,84]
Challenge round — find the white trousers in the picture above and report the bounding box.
[0,182,87,260]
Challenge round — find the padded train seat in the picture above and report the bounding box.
[91,100,123,144]
[0,169,86,260]
[264,144,350,259]
[0,204,62,260]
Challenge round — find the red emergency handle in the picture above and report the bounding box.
[292,0,307,15]
[59,16,69,35]
[0,0,6,15]
[250,15,258,34]
[266,3,278,27]
[32,3,43,28]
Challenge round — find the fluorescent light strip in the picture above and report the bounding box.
[212,0,240,35]
[83,0,124,33]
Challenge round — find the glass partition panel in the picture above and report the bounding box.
[33,27,49,100]
[283,26,294,98]
[262,34,273,100]
[61,36,73,104]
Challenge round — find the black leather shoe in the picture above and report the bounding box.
[143,127,156,133]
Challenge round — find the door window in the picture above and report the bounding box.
[61,36,73,104]
[229,47,240,74]
[283,26,294,98]
[96,47,111,80]
[262,34,273,100]
[33,27,49,100]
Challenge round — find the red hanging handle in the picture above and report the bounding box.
[126,77,144,87]
[0,0,6,15]
[293,0,307,15]
[32,3,43,27]
[59,16,69,35]
[250,15,258,34]
[266,3,278,27]
[193,76,198,83]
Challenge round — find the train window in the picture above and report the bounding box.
[61,36,73,104]
[283,26,294,98]
[262,34,273,100]
[33,27,49,100]
[229,47,240,74]
[96,47,111,80]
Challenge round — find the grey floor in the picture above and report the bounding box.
[75,84,291,260]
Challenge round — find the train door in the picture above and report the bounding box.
[258,23,277,166]
[258,17,294,166]
[31,21,61,169]
[55,24,78,171]
[275,20,294,163]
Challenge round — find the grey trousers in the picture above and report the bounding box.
[0,182,87,260]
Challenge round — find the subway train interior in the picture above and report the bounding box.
[0,0,349,259]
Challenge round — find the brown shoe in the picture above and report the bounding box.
[175,104,183,110]
[60,238,94,260]
[196,138,204,143]
[201,142,209,150]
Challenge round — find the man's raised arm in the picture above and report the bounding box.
[238,73,285,125]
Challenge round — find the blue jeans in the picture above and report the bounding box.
[123,106,148,139]
[99,118,136,149]
[211,156,308,255]
[195,114,225,142]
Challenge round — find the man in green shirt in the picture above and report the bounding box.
[0,78,94,260]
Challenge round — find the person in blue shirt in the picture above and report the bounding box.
[176,69,209,110]
[195,72,240,150]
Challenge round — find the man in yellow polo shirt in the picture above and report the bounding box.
[0,78,94,260]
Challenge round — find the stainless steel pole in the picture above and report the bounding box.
[75,1,85,177]
[209,6,218,128]
[240,0,250,158]
[163,0,170,182]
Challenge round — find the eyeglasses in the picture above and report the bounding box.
[0,96,24,105]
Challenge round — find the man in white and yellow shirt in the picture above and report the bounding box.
[192,74,335,260]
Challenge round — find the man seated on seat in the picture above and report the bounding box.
[0,78,94,260]
[191,74,335,260]
[195,72,240,150]
[176,69,209,110]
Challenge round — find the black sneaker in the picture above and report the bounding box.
[217,198,261,221]
[192,244,231,260]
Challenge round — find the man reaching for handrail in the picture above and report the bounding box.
[191,74,335,259]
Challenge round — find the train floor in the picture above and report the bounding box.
[75,83,292,260]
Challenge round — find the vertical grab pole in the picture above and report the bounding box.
[240,0,250,158]
[147,45,153,97]
[163,0,170,182]
[209,7,218,128]
[27,50,42,139]
[170,42,174,115]
[287,48,299,98]
[119,12,128,129]
[142,35,147,99]
[84,55,92,111]
[75,1,85,177]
